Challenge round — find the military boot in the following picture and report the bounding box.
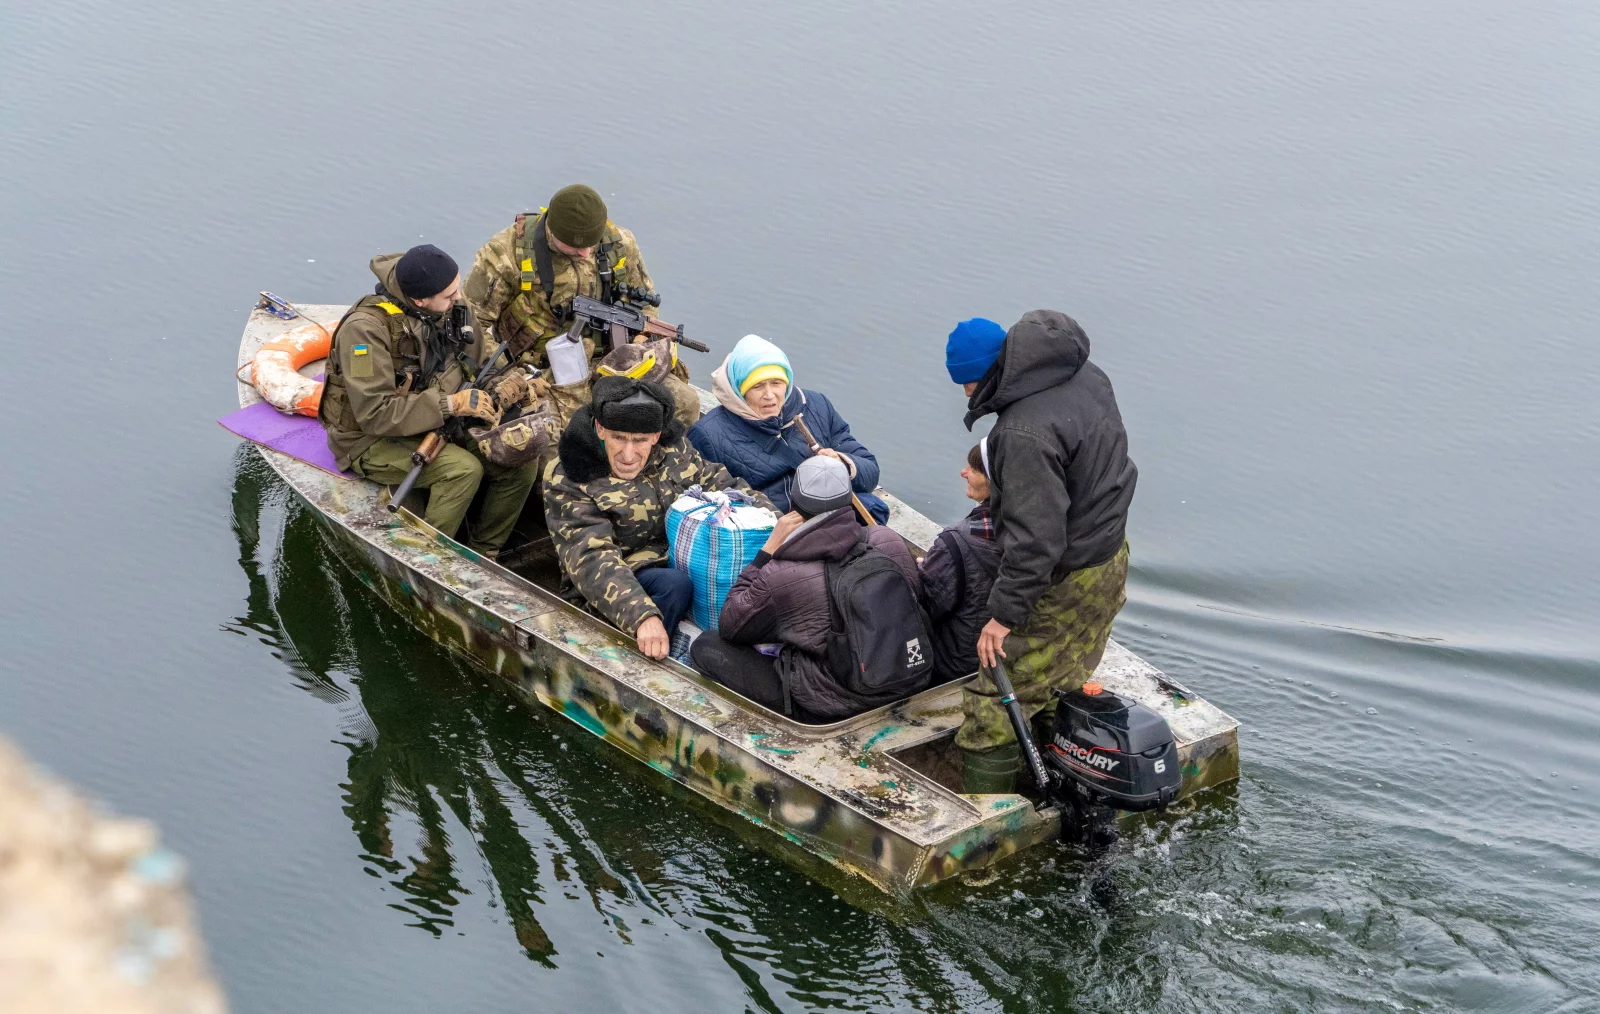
[960,742,1021,794]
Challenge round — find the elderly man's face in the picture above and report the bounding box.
[595,423,660,479]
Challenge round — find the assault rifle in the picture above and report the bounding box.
[569,293,710,356]
[386,306,519,513]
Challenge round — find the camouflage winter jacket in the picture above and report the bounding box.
[463,212,654,366]
[543,407,772,634]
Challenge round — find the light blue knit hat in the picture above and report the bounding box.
[726,334,793,396]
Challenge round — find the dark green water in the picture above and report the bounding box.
[4,1,1598,1010]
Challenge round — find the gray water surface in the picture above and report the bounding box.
[3,1,1598,1011]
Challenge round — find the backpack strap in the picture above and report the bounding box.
[776,646,796,718]
[530,217,556,304]
[822,533,872,681]
[513,212,545,296]
[595,238,616,304]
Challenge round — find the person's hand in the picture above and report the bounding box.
[815,447,857,477]
[761,511,806,555]
[525,373,552,404]
[447,388,501,426]
[977,618,1012,669]
[492,370,529,409]
[636,615,670,659]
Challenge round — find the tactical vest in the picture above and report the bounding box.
[318,294,421,434]
[498,211,626,362]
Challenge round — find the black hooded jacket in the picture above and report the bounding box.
[964,311,1137,628]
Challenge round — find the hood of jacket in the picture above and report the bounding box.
[710,361,807,430]
[556,404,688,485]
[964,310,1090,429]
[770,508,860,563]
[369,253,411,306]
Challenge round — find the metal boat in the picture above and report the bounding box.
[235,304,1239,895]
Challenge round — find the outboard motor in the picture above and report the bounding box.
[1043,682,1181,845]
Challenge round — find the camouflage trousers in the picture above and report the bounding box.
[956,541,1130,752]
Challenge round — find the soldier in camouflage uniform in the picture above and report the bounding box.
[463,184,700,430]
[544,376,771,660]
[320,245,541,557]
[946,312,1139,792]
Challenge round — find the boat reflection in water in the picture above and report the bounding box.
[228,448,593,962]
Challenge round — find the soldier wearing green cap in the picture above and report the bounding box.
[464,184,698,431]
[464,185,649,360]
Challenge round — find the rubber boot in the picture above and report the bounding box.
[960,742,1021,794]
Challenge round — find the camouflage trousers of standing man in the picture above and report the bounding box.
[956,541,1131,753]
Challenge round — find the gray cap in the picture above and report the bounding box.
[790,455,853,517]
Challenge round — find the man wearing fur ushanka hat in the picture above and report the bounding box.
[544,376,773,660]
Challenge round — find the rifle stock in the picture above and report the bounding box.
[388,431,447,512]
[991,659,1054,794]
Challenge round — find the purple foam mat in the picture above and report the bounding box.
[219,401,356,478]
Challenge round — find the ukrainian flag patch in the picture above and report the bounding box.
[352,344,369,355]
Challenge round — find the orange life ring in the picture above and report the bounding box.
[247,320,332,416]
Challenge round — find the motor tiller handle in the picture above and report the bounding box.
[991,658,1053,795]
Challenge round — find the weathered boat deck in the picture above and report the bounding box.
[236,304,1239,894]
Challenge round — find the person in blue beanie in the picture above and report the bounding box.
[689,334,891,524]
[945,317,1010,385]
[943,312,1138,794]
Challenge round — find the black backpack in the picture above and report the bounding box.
[823,535,935,697]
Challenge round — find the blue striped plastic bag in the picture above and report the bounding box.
[666,487,776,630]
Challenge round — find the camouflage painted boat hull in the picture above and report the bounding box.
[236,306,1240,896]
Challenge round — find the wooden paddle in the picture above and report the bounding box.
[791,415,878,526]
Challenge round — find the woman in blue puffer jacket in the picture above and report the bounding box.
[689,335,891,524]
